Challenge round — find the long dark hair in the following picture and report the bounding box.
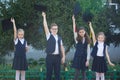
[76,27,91,44]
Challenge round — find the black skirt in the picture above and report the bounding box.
[12,56,28,70]
[72,55,87,71]
[92,56,108,73]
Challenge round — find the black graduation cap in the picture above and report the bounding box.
[1,18,13,32]
[73,2,81,16]
[82,10,94,22]
[34,4,47,12]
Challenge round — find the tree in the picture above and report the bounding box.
[0,0,119,56]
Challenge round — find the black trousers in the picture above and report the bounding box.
[46,54,61,80]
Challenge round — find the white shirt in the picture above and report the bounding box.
[14,38,28,47]
[46,33,63,54]
[97,42,104,56]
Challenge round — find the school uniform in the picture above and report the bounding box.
[45,33,63,80]
[12,38,28,70]
[72,38,90,80]
[72,39,88,71]
[91,41,108,73]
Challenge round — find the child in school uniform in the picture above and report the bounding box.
[42,12,65,80]
[89,22,114,80]
[11,18,28,80]
[72,15,91,80]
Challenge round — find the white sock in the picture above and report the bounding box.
[21,71,25,80]
[15,70,20,80]
[100,73,105,80]
[96,72,100,80]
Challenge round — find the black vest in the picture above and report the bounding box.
[75,40,88,58]
[46,34,62,54]
[91,42,106,58]
[15,39,26,57]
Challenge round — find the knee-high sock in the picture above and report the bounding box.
[21,71,25,80]
[74,69,80,80]
[100,73,105,80]
[96,72,100,80]
[15,70,20,80]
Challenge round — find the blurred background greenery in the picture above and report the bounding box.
[0,0,120,62]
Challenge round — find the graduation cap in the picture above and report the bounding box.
[1,18,13,32]
[73,2,81,16]
[82,10,94,22]
[34,4,47,12]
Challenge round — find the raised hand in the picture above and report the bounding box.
[88,22,96,44]
[42,11,50,36]
[11,17,17,39]
[72,15,75,21]
[42,12,46,17]
[11,18,15,23]
[88,22,92,27]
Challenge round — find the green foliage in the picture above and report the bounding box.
[0,30,13,55]
[77,0,103,13]
[0,0,120,56]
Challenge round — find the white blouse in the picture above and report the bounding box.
[14,38,28,47]
[96,42,104,56]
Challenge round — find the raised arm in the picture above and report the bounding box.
[105,47,115,66]
[11,18,17,40]
[72,15,77,43]
[42,12,50,36]
[88,22,96,44]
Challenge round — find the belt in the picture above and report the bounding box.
[47,53,60,56]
